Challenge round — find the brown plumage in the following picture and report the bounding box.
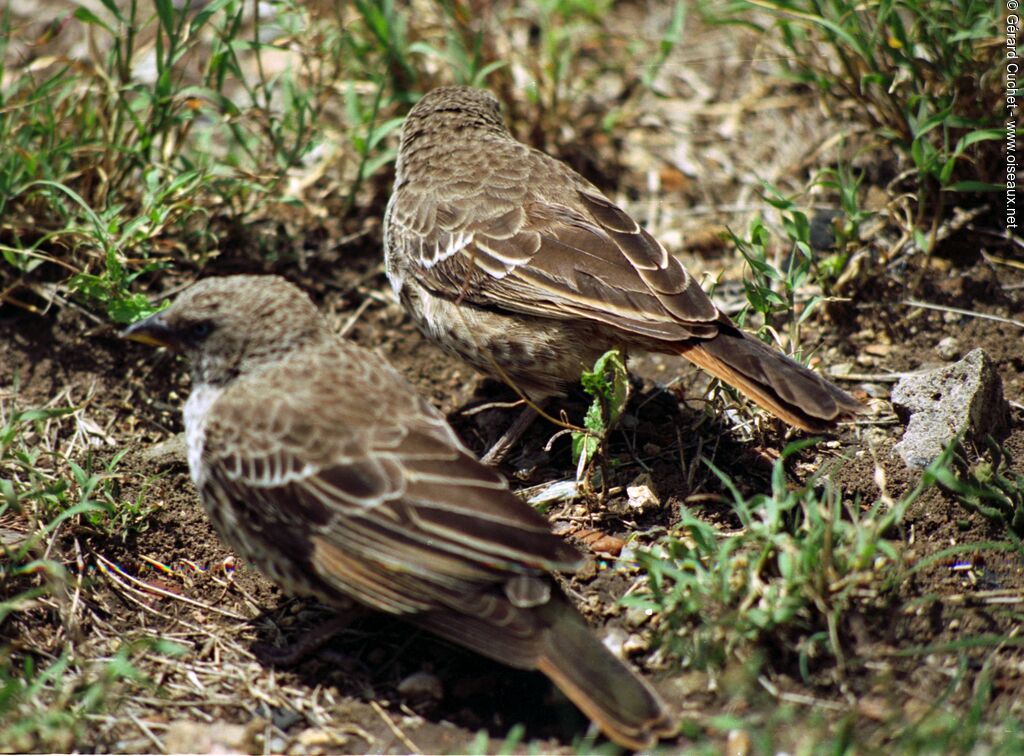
[123,275,674,750]
[384,86,862,432]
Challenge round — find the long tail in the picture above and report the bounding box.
[535,599,675,750]
[419,594,674,749]
[675,325,863,432]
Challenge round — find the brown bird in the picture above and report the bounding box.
[384,86,861,451]
[123,275,675,750]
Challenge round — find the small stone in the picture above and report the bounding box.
[863,428,889,448]
[861,383,889,399]
[602,626,628,658]
[164,720,254,754]
[726,728,751,756]
[270,707,303,730]
[622,633,649,655]
[935,336,959,361]
[576,528,625,557]
[141,433,188,467]
[857,696,891,721]
[397,670,444,703]
[625,606,653,628]
[626,473,660,510]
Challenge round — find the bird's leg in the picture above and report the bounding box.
[479,403,543,465]
[253,609,367,667]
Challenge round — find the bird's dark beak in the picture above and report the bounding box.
[121,311,178,349]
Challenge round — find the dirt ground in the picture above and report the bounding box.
[2,1,1023,753]
[3,236,1023,752]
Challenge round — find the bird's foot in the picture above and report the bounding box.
[252,611,365,667]
[479,404,541,465]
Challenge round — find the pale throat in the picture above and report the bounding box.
[183,383,224,486]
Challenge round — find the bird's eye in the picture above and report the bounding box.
[190,321,213,339]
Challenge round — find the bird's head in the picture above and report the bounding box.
[122,275,331,387]
[397,86,508,163]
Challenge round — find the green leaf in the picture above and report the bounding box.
[73,7,113,33]
[941,181,1002,193]
[572,349,630,469]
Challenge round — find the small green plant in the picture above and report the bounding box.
[729,183,825,358]
[889,654,1024,753]
[465,721,616,756]
[813,163,871,282]
[465,723,528,755]
[408,2,509,88]
[934,439,1024,538]
[0,399,157,640]
[572,349,630,483]
[703,0,1003,242]
[75,450,158,536]
[640,0,688,90]
[524,0,615,106]
[1,402,152,537]
[625,441,945,670]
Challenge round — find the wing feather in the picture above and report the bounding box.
[198,347,581,619]
[388,142,721,341]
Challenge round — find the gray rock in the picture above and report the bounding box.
[891,349,1009,469]
[141,432,188,468]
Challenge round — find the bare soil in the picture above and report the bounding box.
[2,236,1023,752]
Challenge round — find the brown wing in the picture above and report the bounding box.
[199,345,582,617]
[387,141,720,341]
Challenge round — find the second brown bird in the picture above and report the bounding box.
[385,86,861,433]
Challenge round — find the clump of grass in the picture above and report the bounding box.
[811,162,872,280]
[703,0,1003,247]
[0,0,415,321]
[0,395,140,562]
[0,394,181,751]
[625,440,946,671]
[0,639,184,753]
[725,163,872,372]
[729,189,823,361]
[1,402,153,545]
[622,440,1024,750]
[935,438,1024,538]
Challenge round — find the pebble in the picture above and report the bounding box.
[397,670,444,703]
[622,633,649,655]
[602,626,628,658]
[625,606,653,628]
[935,335,959,360]
[726,728,751,756]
